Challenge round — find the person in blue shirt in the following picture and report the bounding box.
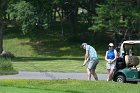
[80,43,99,80]
[105,43,118,81]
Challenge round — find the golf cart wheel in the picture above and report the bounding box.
[115,75,126,83]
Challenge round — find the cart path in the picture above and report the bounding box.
[0,71,108,80]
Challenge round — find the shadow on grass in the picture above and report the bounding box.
[5,23,109,57]
[12,57,83,62]
[12,56,105,62]
[65,90,84,93]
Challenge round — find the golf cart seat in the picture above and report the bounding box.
[125,55,139,67]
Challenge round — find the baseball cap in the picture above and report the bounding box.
[108,43,114,47]
[80,43,87,48]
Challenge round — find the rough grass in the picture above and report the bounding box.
[3,38,37,57]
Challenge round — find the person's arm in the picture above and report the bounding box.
[105,51,108,61]
[83,50,89,66]
[111,50,118,63]
[85,50,88,61]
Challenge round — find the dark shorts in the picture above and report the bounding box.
[88,58,99,70]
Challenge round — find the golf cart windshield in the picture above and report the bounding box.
[123,44,140,56]
[119,40,140,67]
[120,40,140,57]
[132,44,140,56]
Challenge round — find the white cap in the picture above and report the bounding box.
[80,43,87,49]
[108,43,114,47]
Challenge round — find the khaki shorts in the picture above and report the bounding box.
[88,58,99,70]
[106,59,116,70]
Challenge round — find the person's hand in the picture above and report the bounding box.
[110,60,112,64]
[82,64,86,66]
[110,60,114,64]
[107,60,111,64]
[82,60,87,66]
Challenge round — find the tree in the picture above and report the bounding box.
[89,0,140,45]
[0,0,7,53]
[7,0,56,35]
[7,0,37,35]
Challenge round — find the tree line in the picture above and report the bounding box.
[0,0,140,53]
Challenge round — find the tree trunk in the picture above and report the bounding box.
[137,0,140,7]
[56,8,64,37]
[0,0,7,53]
[89,0,96,14]
[70,1,78,36]
[0,20,3,53]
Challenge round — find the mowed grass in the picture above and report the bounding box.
[12,57,106,73]
[0,79,140,93]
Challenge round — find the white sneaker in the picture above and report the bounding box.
[107,79,109,81]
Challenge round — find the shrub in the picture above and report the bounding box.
[0,57,18,75]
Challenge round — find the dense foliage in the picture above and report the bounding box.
[0,0,140,53]
[89,0,140,44]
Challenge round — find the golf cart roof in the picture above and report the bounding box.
[122,40,140,44]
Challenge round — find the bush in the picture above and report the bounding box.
[0,58,18,75]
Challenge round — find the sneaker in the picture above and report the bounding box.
[107,79,109,81]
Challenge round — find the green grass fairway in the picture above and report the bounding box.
[11,56,106,73]
[0,79,140,93]
[0,86,56,93]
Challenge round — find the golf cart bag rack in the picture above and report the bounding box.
[116,57,126,69]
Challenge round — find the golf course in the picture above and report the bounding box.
[0,0,140,93]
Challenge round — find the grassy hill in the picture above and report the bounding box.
[4,28,111,57]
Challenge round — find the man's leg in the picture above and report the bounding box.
[87,68,91,80]
[91,69,98,80]
[91,59,98,80]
